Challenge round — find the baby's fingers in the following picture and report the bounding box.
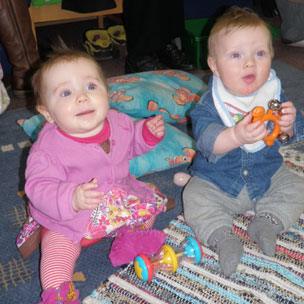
[85,190,102,200]
[247,119,265,134]
[280,101,296,113]
[154,124,165,137]
[245,121,267,142]
[83,197,101,209]
[81,179,99,191]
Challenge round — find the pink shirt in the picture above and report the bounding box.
[26,110,161,242]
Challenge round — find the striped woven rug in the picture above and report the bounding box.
[83,213,304,304]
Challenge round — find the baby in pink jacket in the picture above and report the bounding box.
[23,48,168,303]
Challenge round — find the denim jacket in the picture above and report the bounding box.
[190,75,304,201]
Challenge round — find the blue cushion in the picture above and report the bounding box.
[130,122,195,177]
[108,70,207,123]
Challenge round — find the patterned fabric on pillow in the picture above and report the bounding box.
[108,69,207,124]
[130,122,195,177]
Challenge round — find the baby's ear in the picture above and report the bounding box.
[36,105,54,123]
[207,56,219,76]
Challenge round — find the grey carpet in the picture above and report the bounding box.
[0,59,303,303]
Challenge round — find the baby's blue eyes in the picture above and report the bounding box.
[60,89,71,97]
[256,50,266,57]
[59,82,97,97]
[231,52,241,59]
[229,50,267,59]
[87,82,97,90]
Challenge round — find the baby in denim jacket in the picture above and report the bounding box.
[183,6,304,276]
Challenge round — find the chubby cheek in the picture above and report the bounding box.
[221,73,242,93]
[258,69,271,86]
[216,63,238,84]
[53,105,75,127]
[257,60,271,78]
[57,103,73,118]
[98,98,110,114]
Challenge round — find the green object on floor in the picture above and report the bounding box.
[31,0,61,6]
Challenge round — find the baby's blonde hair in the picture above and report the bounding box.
[32,47,107,106]
[208,6,274,57]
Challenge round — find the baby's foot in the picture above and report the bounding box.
[208,227,243,277]
[247,214,283,257]
[218,238,243,277]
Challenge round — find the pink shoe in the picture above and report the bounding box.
[40,281,80,304]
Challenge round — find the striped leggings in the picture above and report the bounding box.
[40,216,156,289]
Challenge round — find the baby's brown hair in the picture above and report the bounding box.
[32,47,107,107]
[208,6,274,58]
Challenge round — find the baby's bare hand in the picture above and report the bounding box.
[72,178,102,212]
[279,101,296,135]
[146,115,165,138]
[233,112,267,145]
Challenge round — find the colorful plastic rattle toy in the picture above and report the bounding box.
[252,99,289,146]
[134,236,202,282]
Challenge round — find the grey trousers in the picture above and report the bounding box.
[183,165,304,245]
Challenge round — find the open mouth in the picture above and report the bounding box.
[242,74,256,84]
[75,109,95,117]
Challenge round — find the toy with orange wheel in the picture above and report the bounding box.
[134,236,202,282]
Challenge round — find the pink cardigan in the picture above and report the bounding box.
[26,110,159,242]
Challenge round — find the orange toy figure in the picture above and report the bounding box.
[252,99,289,146]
